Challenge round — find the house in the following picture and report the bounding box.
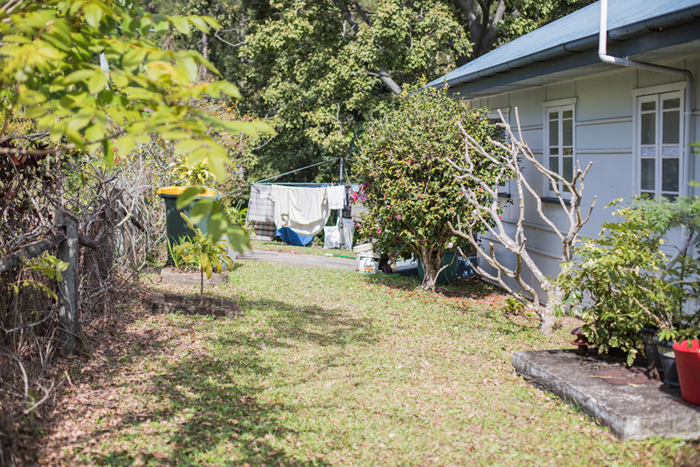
[429,0,700,301]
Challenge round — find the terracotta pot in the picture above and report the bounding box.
[673,339,700,405]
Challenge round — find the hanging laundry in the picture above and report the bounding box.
[270,185,329,236]
[277,227,314,247]
[343,185,353,218]
[252,221,277,241]
[247,184,275,222]
[327,185,346,210]
[323,223,342,249]
[340,218,355,250]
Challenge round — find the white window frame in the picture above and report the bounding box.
[543,97,577,199]
[487,107,511,196]
[632,82,686,199]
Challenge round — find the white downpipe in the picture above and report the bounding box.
[599,0,694,195]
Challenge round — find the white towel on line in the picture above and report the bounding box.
[270,185,329,236]
[327,185,346,210]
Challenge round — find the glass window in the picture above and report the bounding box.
[637,91,682,198]
[545,103,575,197]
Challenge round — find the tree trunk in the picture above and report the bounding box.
[539,286,563,335]
[419,249,444,292]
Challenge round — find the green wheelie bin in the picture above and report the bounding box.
[157,186,219,264]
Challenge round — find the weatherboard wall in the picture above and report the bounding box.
[456,57,700,303]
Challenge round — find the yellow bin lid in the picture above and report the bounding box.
[156,186,218,198]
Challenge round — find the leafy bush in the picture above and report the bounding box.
[174,214,236,298]
[355,85,506,291]
[558,197,700,364]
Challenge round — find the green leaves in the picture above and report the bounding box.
[0,0,272,177]
[355,84,504,286]
[226,224,252,254]
[557,197,700,362]
[176,187,205,210]
[83,2,104,29]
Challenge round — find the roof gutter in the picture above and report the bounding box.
[598,0,694,196]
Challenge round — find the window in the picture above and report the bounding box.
[636,90,683,199]
[487,108,510,196]
[543,102,575,198]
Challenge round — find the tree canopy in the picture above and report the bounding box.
[161,0,594,183]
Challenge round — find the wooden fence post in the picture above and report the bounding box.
[57,211,79,354]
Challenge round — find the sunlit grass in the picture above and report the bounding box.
[56,261,696,466]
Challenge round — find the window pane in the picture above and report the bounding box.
[562,119,573,146]
[549,111,558,120]
[641,159,655,191]
[662,146,679,158]
[563,157,573,193]
[662,158,679,193]
[662,110,680,144]
[641,113,655,145]
[563,147,573,155]
[562,110,573,119]
[549,147,559,155]
[641,147,655,158]
[641,101,656,111]
[549,157,559,175]
[549,120,558,146]
[662,98,680,109]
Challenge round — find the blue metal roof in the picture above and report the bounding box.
[428,0,700,89]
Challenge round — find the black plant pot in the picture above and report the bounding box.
[657,340,680,388]
[641,327,664,378]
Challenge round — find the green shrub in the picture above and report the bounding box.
[354,84,506,291]
[558,197,700,365]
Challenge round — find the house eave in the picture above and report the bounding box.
[430,8,700,98]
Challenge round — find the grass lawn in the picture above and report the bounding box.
[39,260,698,466]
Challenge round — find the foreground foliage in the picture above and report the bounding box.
[0,0,271,248]
[35,261,698,466]
[558,197,700,364]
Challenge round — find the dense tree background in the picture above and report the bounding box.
[144,0,595,184]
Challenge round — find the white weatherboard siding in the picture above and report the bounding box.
[456,56,700,303]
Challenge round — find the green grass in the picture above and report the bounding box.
[53,261,696,466]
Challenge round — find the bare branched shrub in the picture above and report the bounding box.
[448,109,597,333]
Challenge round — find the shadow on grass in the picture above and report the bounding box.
[82,295,374,466]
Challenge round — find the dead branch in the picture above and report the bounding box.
[448,108,597,332]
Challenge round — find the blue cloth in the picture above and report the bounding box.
[456,256,478,278]
[276,227,314,247]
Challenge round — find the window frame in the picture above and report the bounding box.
[542,98,577,199]
[632,82,686,199]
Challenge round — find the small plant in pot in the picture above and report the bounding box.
[173,213,235,300]
[638,196,700,393]
[558,196,700,382]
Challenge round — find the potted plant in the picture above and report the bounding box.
[673,339,700,405]
[173,213,235,300]
[558,196,700,381]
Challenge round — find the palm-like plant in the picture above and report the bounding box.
[174,214,235,299]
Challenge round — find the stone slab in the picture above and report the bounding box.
[151,292,241,319]
[512,349,700,440]
[159,268,227,287]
